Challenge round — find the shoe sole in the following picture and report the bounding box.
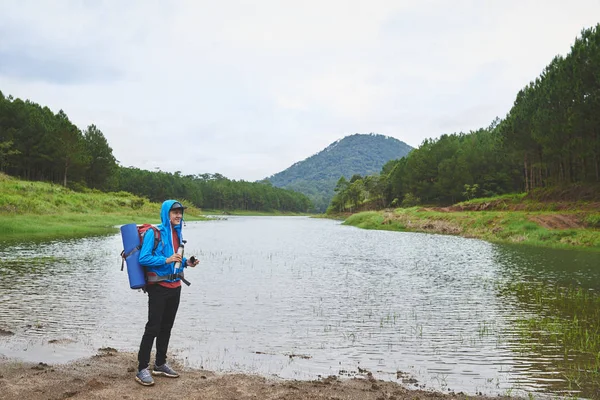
[135,376,155,386]
[152,370,180,378]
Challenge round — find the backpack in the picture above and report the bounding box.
[137,224,161,254]
[120,224,161,271]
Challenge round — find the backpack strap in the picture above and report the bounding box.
[120,247,141,271]
[146,271,191,286]
[120,227,160,271]
[149,226,161,254]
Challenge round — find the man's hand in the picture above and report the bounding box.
[187,256,200,267]
[166,253,182,264]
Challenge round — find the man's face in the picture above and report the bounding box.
[169,208,183,226]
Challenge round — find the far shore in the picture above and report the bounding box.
[330,205,600,251]
[1,209,306,244]
[199,209,311,216]
[3,207,599,252]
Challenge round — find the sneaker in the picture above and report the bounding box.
[135,368,155,386]
[152,363,180,378]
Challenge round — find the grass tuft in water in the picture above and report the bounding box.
[500,281,600,397]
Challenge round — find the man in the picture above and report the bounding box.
[135,200,199,386]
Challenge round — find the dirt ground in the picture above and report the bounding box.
[0,348,519,400]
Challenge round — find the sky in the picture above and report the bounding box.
[1,1,599,181]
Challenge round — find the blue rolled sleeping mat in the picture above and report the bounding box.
[120,223,147,289]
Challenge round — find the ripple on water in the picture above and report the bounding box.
[1,217,599,399]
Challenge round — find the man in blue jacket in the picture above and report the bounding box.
[135,199,199,386]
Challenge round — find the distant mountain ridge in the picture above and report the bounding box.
[267,133,413,211]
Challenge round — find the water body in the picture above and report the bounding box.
[0,216,598,398]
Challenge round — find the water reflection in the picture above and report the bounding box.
[492,244,600,399]
[0,216,599,398]
[492,244,600,288]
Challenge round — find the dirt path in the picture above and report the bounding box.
[0,349,519,400]
[527,214,582,229]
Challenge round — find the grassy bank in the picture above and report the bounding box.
[0,174,206,243]
[341,195,600,251]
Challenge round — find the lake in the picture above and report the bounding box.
[1,216,599,398]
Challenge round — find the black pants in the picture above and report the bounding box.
[137,284,181,371]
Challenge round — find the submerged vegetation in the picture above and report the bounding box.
[499,282,600,398]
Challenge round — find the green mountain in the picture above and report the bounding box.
[266,133,413,212]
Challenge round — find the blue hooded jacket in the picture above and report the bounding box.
[139,199,187,283]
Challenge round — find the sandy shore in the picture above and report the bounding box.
[0,348,520,400]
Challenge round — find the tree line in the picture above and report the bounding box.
[0,93,117,189]
[0,91,311,212]
[114,168,311,212]
[329,24,600,213]
[498,25,600,189]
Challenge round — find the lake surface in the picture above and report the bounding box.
[1,216,599,398]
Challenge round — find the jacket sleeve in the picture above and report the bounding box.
[138,230,167,267]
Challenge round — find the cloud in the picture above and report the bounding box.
[1,0,599,180]
[0,47,120,84]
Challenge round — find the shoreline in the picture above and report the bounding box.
[337,207,600,251]
[0,348,519,400]
[0,211,307,244]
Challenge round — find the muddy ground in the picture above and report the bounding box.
[0,348,520,400]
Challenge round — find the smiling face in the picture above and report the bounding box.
[169,208,183,226]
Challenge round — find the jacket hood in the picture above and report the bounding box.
[159,199,184,245]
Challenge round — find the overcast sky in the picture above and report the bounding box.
[1,1,598,181]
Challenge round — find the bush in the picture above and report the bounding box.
[131,198,145,209]
[67,181,89,193]
[585,213,600,228]
[401,193,421,208]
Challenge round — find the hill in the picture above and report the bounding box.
[267,133,413,212]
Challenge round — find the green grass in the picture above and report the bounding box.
[456,192,527,209]
[2,213,154,242]
[342,206,600,251]
[345,211,406,231]
[457,186,600,212]
[0,175,154,215]
[0,173,207,242]
[586,213,600,228]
